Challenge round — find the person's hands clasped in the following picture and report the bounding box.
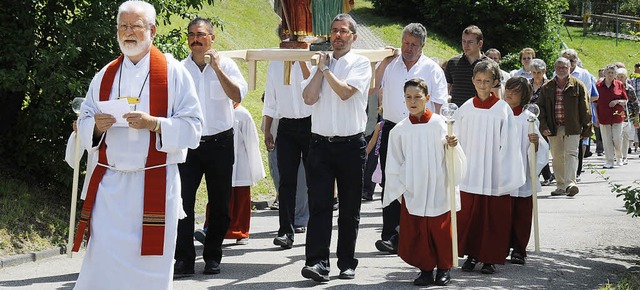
[317,52,331,72]
[124,111,157,131]
[609,99,621,108]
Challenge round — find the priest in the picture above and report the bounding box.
[72,1,202,289]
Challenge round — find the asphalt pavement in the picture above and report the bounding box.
[1,150,640,289]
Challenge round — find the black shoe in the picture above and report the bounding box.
[511,252,525,264]
[362,193,373,201]
[273,235,293,249]
[338,268,355,279]
[481,263,496,274]
[461,257,477,272]
[173,260,194,276]
[294,226,306,234]
[435,269,451,286]
[584,150,593,158]
[375,239,397,254]
[193,229,206,245]
[203,260,221,275]
[301,263,330,282]
[413,270,434,286]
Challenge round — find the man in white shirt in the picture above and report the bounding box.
[73,2,203,289]
[373,23,448,253]
[175,17,248,276]
[300,13,372,282]
[263,56,312,249]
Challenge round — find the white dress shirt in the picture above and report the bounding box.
[302,51,372,136]
[183,53,248,136]
[381,54,448,123]
[262,61,313,119]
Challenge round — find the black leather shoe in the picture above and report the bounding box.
[301,263,330,282]
[481,263,496,274]
[413,270,434,286]
[375,239,395,253]
[173,260,194,276]
[435,269,451,286]
[338,268,355,279]
[203,260,221,275]
[461,257,477,272]
[511,252,526,264]
[273,235,293,249]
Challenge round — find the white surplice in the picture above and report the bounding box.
[453,99,526,196]
[74,52,202,290]
[232,105,266,186]
[510,111,549,197]
[383,114,467,217]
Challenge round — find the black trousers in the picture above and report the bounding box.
[362,133,377,198]
[379,120,399,241]
[595,127,604,153]
[276,117,311,238]
[305,133,365,272]
[176,129,234,264]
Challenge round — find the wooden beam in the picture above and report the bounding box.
[218,48,395,90]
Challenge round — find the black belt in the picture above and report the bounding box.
[201,128,233,143]
[311,133,363,143]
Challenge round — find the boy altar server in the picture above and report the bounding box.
[454,59,526,274]
[384,78,467,286]
[504,77,549,264]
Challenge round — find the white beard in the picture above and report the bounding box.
[118,30,152,57]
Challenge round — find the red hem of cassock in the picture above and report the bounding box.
[510,196,532,257]
[457,192,511,264]
[224,186,251,239]
[398,198,453,271]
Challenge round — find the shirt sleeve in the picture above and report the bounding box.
[428,65,449,105]
[223,57,249,101]
[262,62,278,118]
[344,56,372,96]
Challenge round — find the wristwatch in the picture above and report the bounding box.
[320,66,330,73]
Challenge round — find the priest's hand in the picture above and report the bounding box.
[94,113,116,135]
[446,135,458,147]
[124,111,157,131]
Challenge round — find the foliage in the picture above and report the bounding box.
[369,0,569,72]
[589,166,640,218]
[0,0,216,194]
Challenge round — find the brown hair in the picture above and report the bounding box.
[519,48,535,59]
[473,59,501,82]
[404,78,430,95]
[463,25,483,41]
[505,76,532,106]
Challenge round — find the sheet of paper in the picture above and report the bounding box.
[96,99,131,127]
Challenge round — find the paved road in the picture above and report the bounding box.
[1,151,639,289]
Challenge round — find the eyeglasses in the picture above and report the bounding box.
[521,57,532,60]
[187,32,211,39]
[117,24,148,32]
[330,29,353,35]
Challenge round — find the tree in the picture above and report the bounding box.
[0,0,217,193]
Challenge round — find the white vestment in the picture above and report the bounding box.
[232,106,266,186]
[453,98,526,196]
[383,114,467,216]
[510,111,549,198]
[74,52,202,290]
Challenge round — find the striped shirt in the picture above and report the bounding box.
[444,53,490,107]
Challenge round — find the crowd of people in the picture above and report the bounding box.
[66,1,640,289]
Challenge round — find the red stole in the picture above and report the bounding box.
[73,46,168,256]
[512,105,523,116]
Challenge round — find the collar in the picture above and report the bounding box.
[123,51,151,69]
[409,108,433,124]
[512,105,523,116]
[473,92,500,109]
